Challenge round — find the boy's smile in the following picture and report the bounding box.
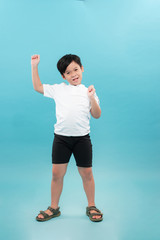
[62,61,84,86]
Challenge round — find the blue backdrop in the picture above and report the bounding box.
[0,0,160,240]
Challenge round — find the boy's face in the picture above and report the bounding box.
[62,61,84,86]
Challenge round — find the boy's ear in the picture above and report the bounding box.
[81,66,84,72]
[61,74,66,80]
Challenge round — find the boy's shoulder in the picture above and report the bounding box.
[79,84,88,92]
[46,82,67,89]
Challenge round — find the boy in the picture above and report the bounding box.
[31,54,103,222]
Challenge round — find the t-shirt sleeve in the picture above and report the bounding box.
[43,84,57,99]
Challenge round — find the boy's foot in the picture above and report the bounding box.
[36,206,61,222]
[86,206,103,222]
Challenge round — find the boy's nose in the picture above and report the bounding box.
[71,73,76,78]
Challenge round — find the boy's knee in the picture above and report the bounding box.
[52,166,66,181]
[79,168,93,181]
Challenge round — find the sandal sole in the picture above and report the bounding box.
[36,212,61,222]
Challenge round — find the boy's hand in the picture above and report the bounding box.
[88,85,95,99]
[31,54,40,67]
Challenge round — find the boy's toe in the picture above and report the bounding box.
[37,214,44,219]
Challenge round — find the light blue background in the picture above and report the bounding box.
[0,0,160,239]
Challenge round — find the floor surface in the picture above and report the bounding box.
[0,143,159,240]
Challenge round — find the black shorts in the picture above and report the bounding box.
[52,133,92,167]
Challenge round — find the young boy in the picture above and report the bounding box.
[31,54,103,222]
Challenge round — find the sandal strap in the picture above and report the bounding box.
[39,211,50,218]
[86,206,103,216]
[89,213,102,217]
[87,206,101,213]
[48,206,60,214]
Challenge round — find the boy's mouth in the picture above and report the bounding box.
[72,77,79,82]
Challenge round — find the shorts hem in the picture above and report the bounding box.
[52,162,69,164]
[76,164,92,168]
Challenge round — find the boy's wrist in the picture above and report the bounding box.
[89,95,96,102]
[31,64,38,70]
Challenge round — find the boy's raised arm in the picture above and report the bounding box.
[31,54,44,94]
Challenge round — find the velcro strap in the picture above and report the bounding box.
[39,211,49,217]
[87,206,101,213]
[48,206,60,214]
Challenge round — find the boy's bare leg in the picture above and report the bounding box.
[78,167,101,220]
[37,163,68,219]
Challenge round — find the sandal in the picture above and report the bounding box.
[86,206,103,222]
[36,206,61,222]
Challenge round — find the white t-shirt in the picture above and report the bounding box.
[43,82,99,136]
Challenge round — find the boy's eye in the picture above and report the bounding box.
[66,72,70,75]
[75,69,78,71]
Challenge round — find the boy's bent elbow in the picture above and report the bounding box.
[94,113,101,119]
[91,110,101,119]
[97,112,101,119]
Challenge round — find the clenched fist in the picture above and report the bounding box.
[88,85,95,99]
[31,54,40,67]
